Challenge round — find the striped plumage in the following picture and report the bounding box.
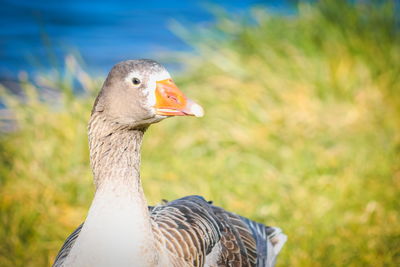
[52,60,286,266]
[54,196,286,267]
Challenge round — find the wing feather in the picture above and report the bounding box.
[53,195,286,267]
[52,224,83,267]
[150,195,223,266]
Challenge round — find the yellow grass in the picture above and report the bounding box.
[0,1,399,266]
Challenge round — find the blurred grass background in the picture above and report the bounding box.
[1,1,399,266]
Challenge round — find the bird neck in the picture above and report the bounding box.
[88,113,144,190]
[65,113,158,266]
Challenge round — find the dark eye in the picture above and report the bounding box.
[132,78,141,85]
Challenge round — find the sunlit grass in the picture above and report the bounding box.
[1,1,399,266]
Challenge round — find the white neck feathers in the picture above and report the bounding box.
[64,114,157,266]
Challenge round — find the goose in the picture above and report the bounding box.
[53,59,287,267]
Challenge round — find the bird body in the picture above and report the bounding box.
[53,60,286,267]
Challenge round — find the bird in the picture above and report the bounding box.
[53,59,287,267]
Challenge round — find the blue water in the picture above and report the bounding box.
[0,0,294,82]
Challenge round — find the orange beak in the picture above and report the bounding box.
[154,79,204,117]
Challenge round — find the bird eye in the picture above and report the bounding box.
[132,78,141,85]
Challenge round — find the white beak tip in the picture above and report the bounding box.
[191,103,204,117]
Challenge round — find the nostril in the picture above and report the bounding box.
[167,95,179,103]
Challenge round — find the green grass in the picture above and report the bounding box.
[1,1,399,266]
